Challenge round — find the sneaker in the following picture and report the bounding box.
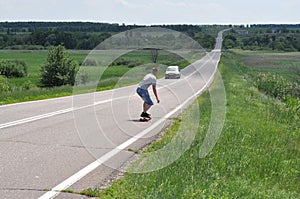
[140,112,151,118]
[140,112,147,117]
[144,112,151,118]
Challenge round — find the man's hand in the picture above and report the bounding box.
[152,85,160,104]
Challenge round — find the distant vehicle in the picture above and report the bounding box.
[165,66,181,79]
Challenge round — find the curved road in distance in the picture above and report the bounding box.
[0,30,227,199]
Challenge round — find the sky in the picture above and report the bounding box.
[0,0,299,25]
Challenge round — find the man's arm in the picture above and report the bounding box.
[152,85,160,103]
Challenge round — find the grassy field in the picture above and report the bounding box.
[0,49,193,105]
[231,49,300,82]
[0,50,87,104]
[75,51,300,198]
[0,50,88,86]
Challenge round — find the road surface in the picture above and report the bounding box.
[0,30,226,199]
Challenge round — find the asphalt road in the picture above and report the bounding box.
[0,30,226,199]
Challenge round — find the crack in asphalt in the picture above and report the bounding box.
[0,188,49,192]
[0,139,134,152]
[0,188,91,198]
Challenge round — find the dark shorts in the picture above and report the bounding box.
[136,87,154,106]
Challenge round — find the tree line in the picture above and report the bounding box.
[223,29,300,51]
[0,22,204,33]
[0,30,113,50]
[251,24,300,29]
[0,22,136,33]
[0,22,217,50]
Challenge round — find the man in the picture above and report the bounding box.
[136,68,160,119]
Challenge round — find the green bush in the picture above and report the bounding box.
[286,96,300,116]
[0,60,27,78]
[255,73,300,101]
[22,80,37,90]
[0,75,10,92]
[40,45,78,87]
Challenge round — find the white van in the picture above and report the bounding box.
[165,66,181,79]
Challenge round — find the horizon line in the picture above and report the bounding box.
[0,20,300,26]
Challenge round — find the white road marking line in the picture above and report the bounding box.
[37,50,221,199]
[0,95,72,108]
[0,82,134,108]
[0,108,73,129]
[0,96,128,129]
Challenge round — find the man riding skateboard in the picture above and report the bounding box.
[136,67,160,120]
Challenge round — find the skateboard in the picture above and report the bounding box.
[140,117,151,122]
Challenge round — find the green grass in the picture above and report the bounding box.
[230,49,300,107]
[0,50,88,104]
[0,85,74,105]
[79,51,300,198]
[0,49,195,105]
[0,50,88,86]
[231,49,300,82]
[0,50,88,74]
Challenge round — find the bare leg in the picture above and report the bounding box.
[143,103,151,113]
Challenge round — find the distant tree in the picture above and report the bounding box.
[45,34,57,46]
[55,31,76,49]
[224,39,236,49]
[30,31,47,45]
[292,39,300,51]
[223,34,238,49]
[187,30,195,37]
[40,45,78,87]
[195,34,215,49]
[151,49,159,63]
[272,41,285,51]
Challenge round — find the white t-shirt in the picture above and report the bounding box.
[138,73,157,90]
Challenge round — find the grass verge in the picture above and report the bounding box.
[79,51,300,198]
